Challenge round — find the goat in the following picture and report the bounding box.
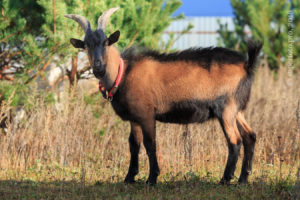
[65,7,262,185]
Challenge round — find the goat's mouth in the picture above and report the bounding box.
[93,68,106,78]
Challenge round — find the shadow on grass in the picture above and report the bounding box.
[0,179,298,199]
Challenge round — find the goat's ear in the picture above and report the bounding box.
[70,38,85,49]
[108,30,120,45]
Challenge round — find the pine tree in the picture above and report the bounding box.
[0,0,46,81]
[291,0,300,66]
[218,0,300,70]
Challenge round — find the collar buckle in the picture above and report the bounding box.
[108,96,113,101]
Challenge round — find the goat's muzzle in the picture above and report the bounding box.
[94,60,101,67]
[93,65,106,78]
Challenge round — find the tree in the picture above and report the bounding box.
[0,0,46,81]
[218,0,300,71]
[1,0,191,86]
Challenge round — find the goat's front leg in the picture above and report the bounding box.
[125,122,143,184]
[141,118,159,185]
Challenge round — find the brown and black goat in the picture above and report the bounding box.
[65,7,262,185]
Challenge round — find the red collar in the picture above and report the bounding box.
[99,58,124,101]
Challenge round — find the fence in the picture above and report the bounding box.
[162,17,234,49]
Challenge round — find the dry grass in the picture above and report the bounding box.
[0,66,299,199]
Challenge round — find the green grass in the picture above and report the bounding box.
[0,166,299,200]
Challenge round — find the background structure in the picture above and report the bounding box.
[163,0,235,48]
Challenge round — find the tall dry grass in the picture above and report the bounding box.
[0,66,299,183]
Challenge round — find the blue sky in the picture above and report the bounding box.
[174,0,234,16]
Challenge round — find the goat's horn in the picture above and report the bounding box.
[97,7,120,31]
[64,14,90,33]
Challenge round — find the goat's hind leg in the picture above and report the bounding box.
[236,112,256,184]
[124,122,143,184]
[219,102,242,184]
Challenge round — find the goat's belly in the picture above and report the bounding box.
[155,100,216,124]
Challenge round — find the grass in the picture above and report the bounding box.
[0,66,299,199]
[0,165,298,199]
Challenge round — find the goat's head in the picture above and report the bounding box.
[65,7,120,79]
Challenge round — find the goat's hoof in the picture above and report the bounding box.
[124,177,136,184]
[238,178,248,185]
[219,178,231,185]
[146,179,157,186]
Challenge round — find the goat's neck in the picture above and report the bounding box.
[101,46,122,90]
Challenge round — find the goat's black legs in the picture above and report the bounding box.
[125,122,143,184]
[141,119,159,185]
[219,101,241,184]
[220,138,241,184]
[236,112,256,184]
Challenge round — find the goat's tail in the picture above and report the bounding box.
[245,40,263,75]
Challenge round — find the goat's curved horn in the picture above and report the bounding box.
[64,14,90,33]
[97,7,120,31]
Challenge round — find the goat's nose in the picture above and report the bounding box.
[94,60,101,67]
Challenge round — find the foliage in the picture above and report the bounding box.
[292,0,300,66]
[0,81,57,110]
[0,0,189,86]
[0,82,30,108]
[218,0,300,70]
[0,0,45,80]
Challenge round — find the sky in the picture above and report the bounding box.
[174,0,234,17]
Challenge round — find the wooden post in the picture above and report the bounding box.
[69,54,78,88]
